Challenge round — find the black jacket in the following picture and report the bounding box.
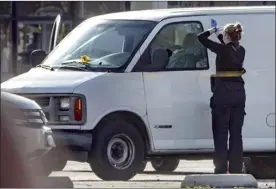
[197,30,246,84]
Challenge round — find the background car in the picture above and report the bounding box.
[1,91,55,175]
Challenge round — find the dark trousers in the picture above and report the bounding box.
[210,80,246,174]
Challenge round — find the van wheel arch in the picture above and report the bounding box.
[93,111,151,153]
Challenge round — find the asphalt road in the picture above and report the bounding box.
[50,160,275,188]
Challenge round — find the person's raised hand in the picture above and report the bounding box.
[208,27,217,34]
[215,27,223,36]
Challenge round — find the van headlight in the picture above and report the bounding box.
[55,96,85,123]
[60,97,70,110]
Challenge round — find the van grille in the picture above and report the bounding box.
[29,96,50,107]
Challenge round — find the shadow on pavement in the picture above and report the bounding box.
[141,171,213,175]
[67,171,213,182]
[63,170,93,173]
[71,179,182,182]
[61,170,212,175]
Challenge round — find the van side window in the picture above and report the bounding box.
[134,21,209,72]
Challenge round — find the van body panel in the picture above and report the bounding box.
[73,72,148,131]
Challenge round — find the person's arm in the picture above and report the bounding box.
[240,46,246,73]
[197,28,224,54]
[215,27,225,44]
[240,46,246,63]
[217,34,225,44]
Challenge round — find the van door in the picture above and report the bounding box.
[48,14,62,53]
[131,16,214,151]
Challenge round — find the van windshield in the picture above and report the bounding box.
[41,19,157,71]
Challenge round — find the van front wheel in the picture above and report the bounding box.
[89,119,145,181]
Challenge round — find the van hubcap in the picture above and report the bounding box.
[107,134,135,170]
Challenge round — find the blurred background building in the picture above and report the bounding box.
[0,1,274,81]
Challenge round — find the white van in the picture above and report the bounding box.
[1,6,275,180]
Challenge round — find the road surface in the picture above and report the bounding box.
[50,160,275,188]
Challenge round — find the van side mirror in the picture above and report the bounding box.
[30,49,46,67]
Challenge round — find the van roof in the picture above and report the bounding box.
[95,6,275,22]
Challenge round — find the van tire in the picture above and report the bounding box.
[243,157,275,179]
[89,119,145,181]
[151,157,179,172]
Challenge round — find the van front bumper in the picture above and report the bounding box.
[51,130,93,162]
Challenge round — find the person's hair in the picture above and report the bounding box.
[223,22,243,46]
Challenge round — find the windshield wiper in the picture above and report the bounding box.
[60,60,113,72]
[61,60,91,67]
[36,64,54,71]
[59,61,92,71]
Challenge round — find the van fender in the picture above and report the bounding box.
[89,108,154,151]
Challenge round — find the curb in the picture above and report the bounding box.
[181,174,258,188]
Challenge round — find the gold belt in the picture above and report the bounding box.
[211,71,244,77]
